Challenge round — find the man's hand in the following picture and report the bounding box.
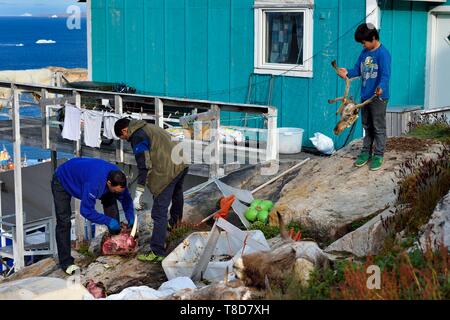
[337,67,348,79]
[107,219,120,235]
[133,186,145,211]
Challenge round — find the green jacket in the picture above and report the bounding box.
[128,120,187,197]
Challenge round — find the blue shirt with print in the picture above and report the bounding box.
[347,44,391,101]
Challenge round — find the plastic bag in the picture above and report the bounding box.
[309,132,335,155]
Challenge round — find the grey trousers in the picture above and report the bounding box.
[361,97,388,156]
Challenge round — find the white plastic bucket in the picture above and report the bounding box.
[278,127,304,154]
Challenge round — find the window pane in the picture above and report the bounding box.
[266,12,304,65]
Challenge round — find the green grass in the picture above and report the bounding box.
[407,123,450,143]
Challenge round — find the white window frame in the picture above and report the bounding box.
[254,6,314,78]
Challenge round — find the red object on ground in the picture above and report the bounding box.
[86,280,106,299]
[101,225,137,256]
[293,230,302,241]
[214,195,235,220]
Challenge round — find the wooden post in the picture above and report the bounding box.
[266,107,278,162]
[74,91,82,157]
[11,86,25,271]
[155,98,164,128]
[73,91,84,243]
[209,104,221,179]
[40,89,50,149]
[115,95,124,163]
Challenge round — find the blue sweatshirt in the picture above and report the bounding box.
[55,158,134,225]
[347,44,391,101]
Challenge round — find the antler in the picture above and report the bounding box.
[331,60,352,115]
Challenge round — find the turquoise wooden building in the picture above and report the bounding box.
[81,0,450,148]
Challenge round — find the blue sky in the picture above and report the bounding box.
[0,0,86,16]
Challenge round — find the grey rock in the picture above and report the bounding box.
[0,258,58,283]
[81,255,167,295]
[325,208,395,257]
[418,191,450,252]
[273,139,445,242]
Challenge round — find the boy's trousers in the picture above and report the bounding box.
[361,97,388,156]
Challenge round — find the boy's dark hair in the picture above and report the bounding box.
[114,118,130,138]
[107,170,127,188]
[354,23,379,43]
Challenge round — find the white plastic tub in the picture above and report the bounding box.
[162,230,270,282]
[278,127,304,154]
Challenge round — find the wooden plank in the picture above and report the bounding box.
[124,0,145,91]
[165,0,186,97]
[155,98,164,128]
[409,1,428,106]
[144,0,165,95]
[186,0,208,100]
[74,92,82,157]
[106,0,126,83]
[390,0,412,105]
[115,95,124,162]
[207,0,231,102]
[209,104,222,178]
[40,89,50,149]
[11,87,25,271]
[190,222,221,282]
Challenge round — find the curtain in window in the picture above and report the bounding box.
[269,14,294,63]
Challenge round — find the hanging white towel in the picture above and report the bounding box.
[61,103,81,141]
[103,112,121,139]
[81,110,104,148]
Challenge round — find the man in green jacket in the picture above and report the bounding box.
[115,119,188,262]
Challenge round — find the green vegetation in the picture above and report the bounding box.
[407,113,450,143]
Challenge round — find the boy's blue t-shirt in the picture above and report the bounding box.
[347,44,391,101]
[55,157,134,225]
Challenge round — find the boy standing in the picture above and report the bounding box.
[338,23,391,171]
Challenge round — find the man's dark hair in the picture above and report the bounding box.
[107,170,127,188]
[114,118,130,138]
[354,23,379,43]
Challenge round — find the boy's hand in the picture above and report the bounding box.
[337,68,348,79]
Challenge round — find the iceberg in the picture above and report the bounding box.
[36,39,56,44]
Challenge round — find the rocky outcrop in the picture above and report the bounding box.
[272,138,445,243]
[325,207,395,257]
[80,255,167,295]
[0,258,58,283]
[418,191,450,252]
[0,67,87,106]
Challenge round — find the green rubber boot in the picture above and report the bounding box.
[354,152,370,167]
